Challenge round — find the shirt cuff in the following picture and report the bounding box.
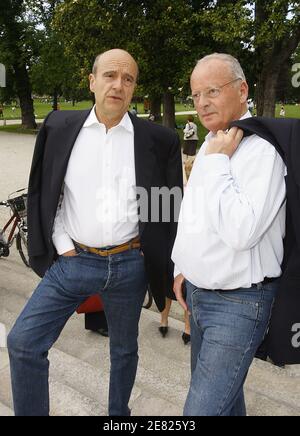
[52,233,75,255]
[202,154,230,175]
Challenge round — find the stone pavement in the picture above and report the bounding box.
[0,131,300,416]
[0,110,198,127]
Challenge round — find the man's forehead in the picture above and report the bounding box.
[191,62,232,86]
[98,58,137,73]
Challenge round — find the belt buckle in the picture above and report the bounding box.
[98,248,110,257]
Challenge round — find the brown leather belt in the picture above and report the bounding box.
[76,236,141,257]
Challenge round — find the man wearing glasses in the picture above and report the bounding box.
[7,49,183,416]
[172,53,286,416]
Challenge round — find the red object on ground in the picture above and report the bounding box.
[76,295,104,314]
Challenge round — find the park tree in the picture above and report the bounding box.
[28,0,86,110]
[127,0,198,128]
[252,0,300,116]
[54,0,251,128]
[54,0,194,127]
[0,0,37,128]
[31,34,75,110]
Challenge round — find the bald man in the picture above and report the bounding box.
[7,49,183,416]
[172,54,286,416]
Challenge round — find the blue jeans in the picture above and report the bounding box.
[184,280,279,416]
[7,247,147,416]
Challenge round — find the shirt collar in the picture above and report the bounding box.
[205,110,252,141]
[83,106,134,134]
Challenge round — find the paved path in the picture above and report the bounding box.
[0,131,300,416]
[0,111,197,127]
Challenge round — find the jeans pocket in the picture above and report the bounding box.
[59,249,85,260]
[212,290,263,322]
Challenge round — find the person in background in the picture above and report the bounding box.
[247,98,254,114]
[158,150,192,346]
[130,105,138,116]
[182,115,199,161]
[159,295,191,344]
[85,311,109,337]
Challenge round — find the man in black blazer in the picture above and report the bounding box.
[7,49,183,416]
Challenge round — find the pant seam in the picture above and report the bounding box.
[103,257,112,290]
[217,289,265,415]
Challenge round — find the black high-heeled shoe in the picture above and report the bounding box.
[182,332,191,345]
[159,326,169,338]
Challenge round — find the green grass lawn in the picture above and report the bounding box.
[0,100,94,120]
[0,100,194,120]
[275,104,300,118]
[0,102,299,144]
[1,99,299,120]
[0,124,38,135]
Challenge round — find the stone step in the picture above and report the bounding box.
[0,340,183,416]
[0,257,39,292]
[0,401,13,417]
[1,283,300,416]
[0,352,104,416]
[0,301,188,415]
[246,359,300,415]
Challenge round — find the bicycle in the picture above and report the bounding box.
[0,188,30,268]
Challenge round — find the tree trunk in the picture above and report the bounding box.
[254,0,300,117]
[150,95,162,121]
[277,63,290,103]
[52,90,58,111]
[162,92,175,129]
[13,63,37,129]
[261,71,280,117]
[256,68,280,117]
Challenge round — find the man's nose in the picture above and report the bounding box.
[112,76,123,90]
[196,94,210,110]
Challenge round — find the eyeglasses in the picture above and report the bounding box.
[192,78,243,102]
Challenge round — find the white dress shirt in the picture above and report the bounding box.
[52,108,139,255]
[172,112,287,290]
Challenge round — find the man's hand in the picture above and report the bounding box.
[173,274,188,312]
[205,127,244,158]
[62,249,77,257]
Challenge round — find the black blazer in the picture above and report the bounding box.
[232,117,300,365]
[27,110,183,312]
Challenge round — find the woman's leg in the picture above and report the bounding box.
[182,309,191,344]
[159,298,172,337]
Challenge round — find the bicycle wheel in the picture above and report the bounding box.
[16,231,30,268]
[143,287,153,309]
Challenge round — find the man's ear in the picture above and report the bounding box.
[240,81,249,104]
[89,74,95,93]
